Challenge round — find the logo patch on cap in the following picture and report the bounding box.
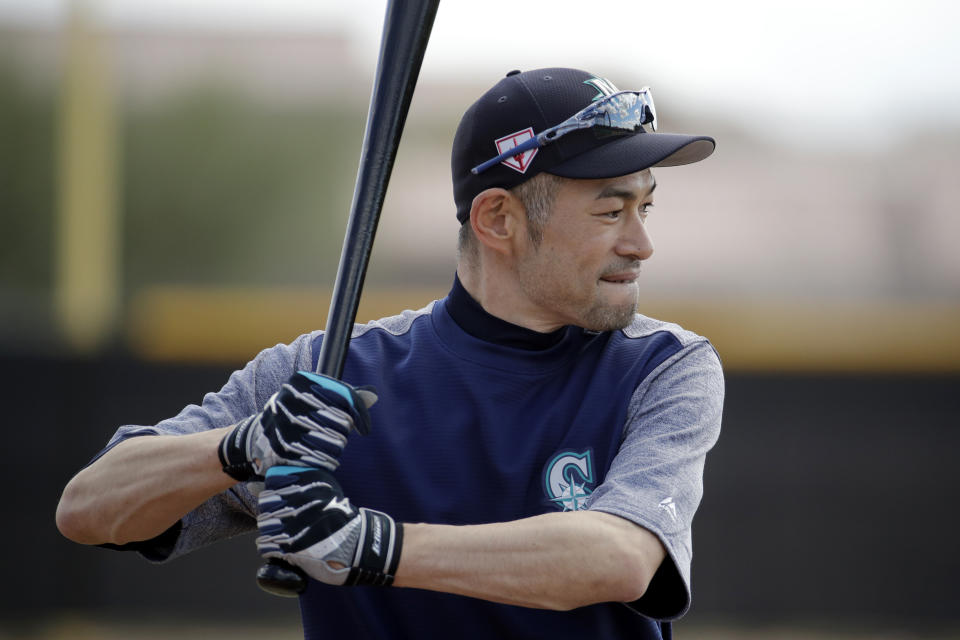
[494,128,538,174]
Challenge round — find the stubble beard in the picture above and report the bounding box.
[517,258,640,332]
[579,292,639,332]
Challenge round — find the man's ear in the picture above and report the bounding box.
[468,188,526,255]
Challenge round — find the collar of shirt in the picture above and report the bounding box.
[446,273,567,351]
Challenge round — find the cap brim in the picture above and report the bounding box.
[547,132,715,180]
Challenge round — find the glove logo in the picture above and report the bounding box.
[543,449,595,512]
[324,495,354,516]
[371,516,383,556]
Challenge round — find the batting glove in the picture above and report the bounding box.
[256,466,403,587]
[218,371,377,482]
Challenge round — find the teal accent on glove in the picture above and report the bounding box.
[297,371,354,407]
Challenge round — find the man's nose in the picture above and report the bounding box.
[616,210,654,261]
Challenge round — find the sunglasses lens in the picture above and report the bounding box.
[589,92,655,138]
[640,88,657,132]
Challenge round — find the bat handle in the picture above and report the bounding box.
[256,558,308,597]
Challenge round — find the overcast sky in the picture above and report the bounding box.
[2,0,959,150]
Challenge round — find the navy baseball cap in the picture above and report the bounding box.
[452,68,716,224]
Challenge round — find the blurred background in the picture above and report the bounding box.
[2,0,958,637]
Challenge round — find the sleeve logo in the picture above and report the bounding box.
[658,496,678,523]
[543,449,595,511]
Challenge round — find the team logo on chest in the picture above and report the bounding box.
[543,449,596,511]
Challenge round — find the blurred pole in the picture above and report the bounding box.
[55,0,119,354]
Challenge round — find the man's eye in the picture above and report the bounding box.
[603,210,622,219]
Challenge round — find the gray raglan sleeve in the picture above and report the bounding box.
[586,339,724,621]
[97,331,320,562]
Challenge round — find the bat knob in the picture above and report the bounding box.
[256,559,308,597]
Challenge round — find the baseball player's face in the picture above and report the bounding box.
[514,169,656,331]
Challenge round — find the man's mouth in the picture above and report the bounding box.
[599,272,640,284]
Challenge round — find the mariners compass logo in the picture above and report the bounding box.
[543,449,596,511]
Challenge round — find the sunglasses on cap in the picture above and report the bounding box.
[470,88,658,176]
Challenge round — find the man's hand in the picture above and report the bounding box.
[256,466,403,587]
[218,371,376,481]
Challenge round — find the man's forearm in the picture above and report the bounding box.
[56,427,236,545]
[394,510,665,611]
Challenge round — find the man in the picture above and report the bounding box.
[57,68,723,639]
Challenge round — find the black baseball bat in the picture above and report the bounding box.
[255,0,441,597]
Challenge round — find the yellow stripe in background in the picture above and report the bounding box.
[645,299,960,373]
[126,286,447,365]
[127,286,960,373]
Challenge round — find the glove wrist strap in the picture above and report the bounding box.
[218,417,257,482]
[345,509,403,587]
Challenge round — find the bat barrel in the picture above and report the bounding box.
[319,0,441,379]
[256,0,440,597]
